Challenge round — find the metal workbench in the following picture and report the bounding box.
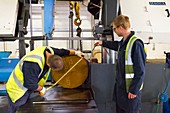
[0,87,98,113]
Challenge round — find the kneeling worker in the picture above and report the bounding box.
[6,46,83,113]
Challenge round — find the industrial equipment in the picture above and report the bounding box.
[17,55,98,112]
[0,0,38,58]
[44,0,55,40]
[0,0,99,112]
[52,56,88,88]
[0,87,98,113]
[0,51,19,95]
[0,55,99,113]
[88,0,170,113]
[1,0,170,113]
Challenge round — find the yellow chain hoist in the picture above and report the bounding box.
[69,1,74,9]
[74,2,80,19]
[74,1,82,27]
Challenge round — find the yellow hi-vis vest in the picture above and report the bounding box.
[125,35,143,92]
[6,46,54,103]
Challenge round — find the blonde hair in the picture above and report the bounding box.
[112,15,130,30]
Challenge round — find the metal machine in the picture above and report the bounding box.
[0,0,38,94]
[1,0,170,113]
[0,52,19,95]
[0,55,99,113]
[88,0,170,113]
[0,0,99,113]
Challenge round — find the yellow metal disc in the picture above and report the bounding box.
[52,56,89,88]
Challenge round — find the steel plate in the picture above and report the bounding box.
[52,56,89,88]
[0,87,99,113]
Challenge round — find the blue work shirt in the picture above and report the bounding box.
[102,31,146,111]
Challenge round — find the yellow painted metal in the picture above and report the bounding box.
[52,56,89,88]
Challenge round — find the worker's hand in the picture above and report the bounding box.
[94,41,102,46]
[75,51,85,57]
[128,92,137,99]
[39,87,46,96]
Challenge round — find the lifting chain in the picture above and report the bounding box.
[69,1,74,18]
[69,1,74,10]
[69,1,83,51]
[76,26,82,37]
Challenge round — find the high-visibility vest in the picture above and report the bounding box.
[125,35,143,92]
[6,46,54,103]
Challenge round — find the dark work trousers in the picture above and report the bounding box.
[116,104,140,113]
[7,92,30,113]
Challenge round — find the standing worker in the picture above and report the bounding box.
[6,46,83,113]
[95,15,146,113]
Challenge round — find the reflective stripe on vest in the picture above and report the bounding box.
[12,55,43,91]
[38,46,54,86]
[125,35,143,92]
[6,46,54,103]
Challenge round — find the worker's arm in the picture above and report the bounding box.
[95,40,119,51]
[50,47,84,57]
[50,47,70,56]
[23,61,46,96]
[129,39,146,95]
[22,61,41,91]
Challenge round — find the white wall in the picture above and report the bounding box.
[120,0,170,59]
[136,32,170,59]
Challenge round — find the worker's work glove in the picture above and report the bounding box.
[39,87,46,96]
[75,51,85,57]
